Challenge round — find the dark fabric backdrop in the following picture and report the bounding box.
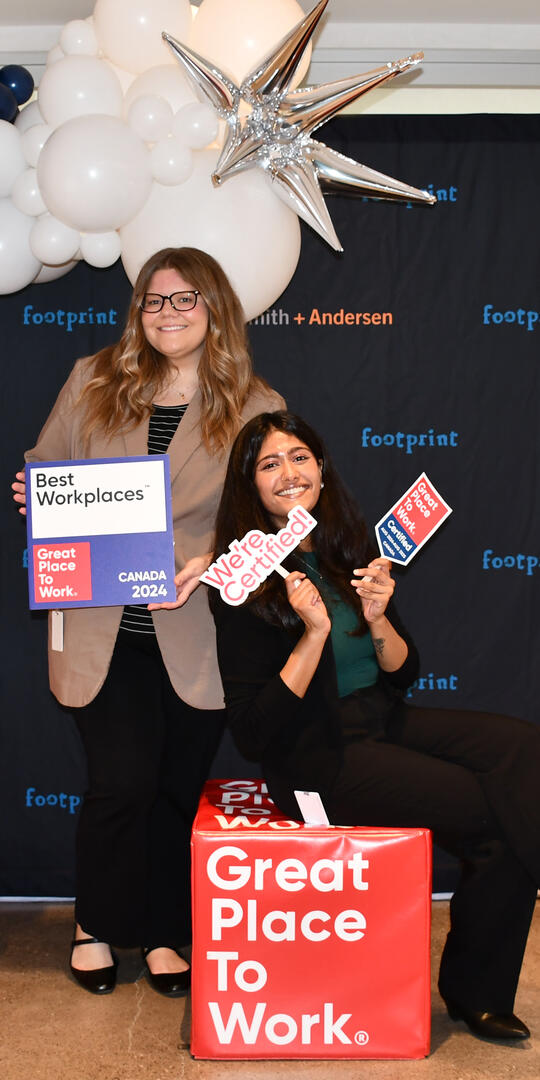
[2,115,539,895]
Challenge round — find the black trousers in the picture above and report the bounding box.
[74,630,225,949]
[323,698,540,1014]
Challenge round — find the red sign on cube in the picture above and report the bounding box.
[191,779,432,1060]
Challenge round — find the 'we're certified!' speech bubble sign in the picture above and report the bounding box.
[375,473,452,565]
[201,506,317,605]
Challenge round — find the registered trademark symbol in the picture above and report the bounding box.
[354,1030,369,1045]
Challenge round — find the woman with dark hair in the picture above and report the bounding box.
[210,409,540,1043]
[12,248,284,996]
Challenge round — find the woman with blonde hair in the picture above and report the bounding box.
[12,247,284,996]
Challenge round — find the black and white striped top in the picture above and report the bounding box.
[119,403,187,635]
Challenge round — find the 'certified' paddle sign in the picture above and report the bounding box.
[375,473,452,566]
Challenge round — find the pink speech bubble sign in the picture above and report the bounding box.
[201,507,317,605]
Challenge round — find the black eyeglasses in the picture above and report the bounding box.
[140,290,200,313]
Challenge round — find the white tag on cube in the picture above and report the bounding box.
[294,789,330,826]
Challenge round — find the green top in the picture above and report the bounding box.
[299,552,379,697]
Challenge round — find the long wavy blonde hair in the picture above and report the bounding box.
[78,246,270,453]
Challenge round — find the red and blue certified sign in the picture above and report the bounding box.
[26,456,176,609]
[375,473,452,566]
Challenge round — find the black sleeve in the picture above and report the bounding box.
[212,594,419,761]
[379,600,420,691]
[212,597,308,761]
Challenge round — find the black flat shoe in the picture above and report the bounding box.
[70,935,118,995]
[142,947,190,998]
[444,998,530,1041]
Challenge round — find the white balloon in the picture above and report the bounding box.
[60,19,99,56]
[46,45,65,66]
[80,230,122,267]
[124,65,197,116]
[128,95,173,142]
[30,214,81,265]
[37,114,152,232]
[0,198,41,293]
[172,103,218,149]
[120,148,301,320]
[21,124,53,168]
[11,169,47,217]
[93,0,192,74]
[102,60,136,96]
[38,55,123,128]
[0,121,26,197]
[15,101,44,133]
[190,0,311,85]
[34,260,79,284]
[150,138,192,185]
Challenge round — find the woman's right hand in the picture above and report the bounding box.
[279,572,331,698]
[285,571,331,636]
[12,471,26,515]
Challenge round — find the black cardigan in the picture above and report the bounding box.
[212,594,419,818]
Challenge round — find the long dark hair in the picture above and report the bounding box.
[212,411,376,631]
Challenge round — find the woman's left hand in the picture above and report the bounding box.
[148,552,213,610]
[350,558,395,623]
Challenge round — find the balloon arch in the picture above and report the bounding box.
[0,0,431,318]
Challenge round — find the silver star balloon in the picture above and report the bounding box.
[163,0,435,251]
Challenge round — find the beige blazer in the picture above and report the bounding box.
[26,357,285,710]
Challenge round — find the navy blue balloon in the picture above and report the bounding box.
[0,82,18,123]
[0,64,35,106]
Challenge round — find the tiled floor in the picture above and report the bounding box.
[1,900,539,1080]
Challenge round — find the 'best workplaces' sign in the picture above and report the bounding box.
[375,473,451,565]
[26,457,176,609]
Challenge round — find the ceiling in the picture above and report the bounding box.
[1,1,540,25]
[1,1,539,87]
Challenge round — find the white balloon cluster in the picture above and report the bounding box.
[0,0,306,319]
